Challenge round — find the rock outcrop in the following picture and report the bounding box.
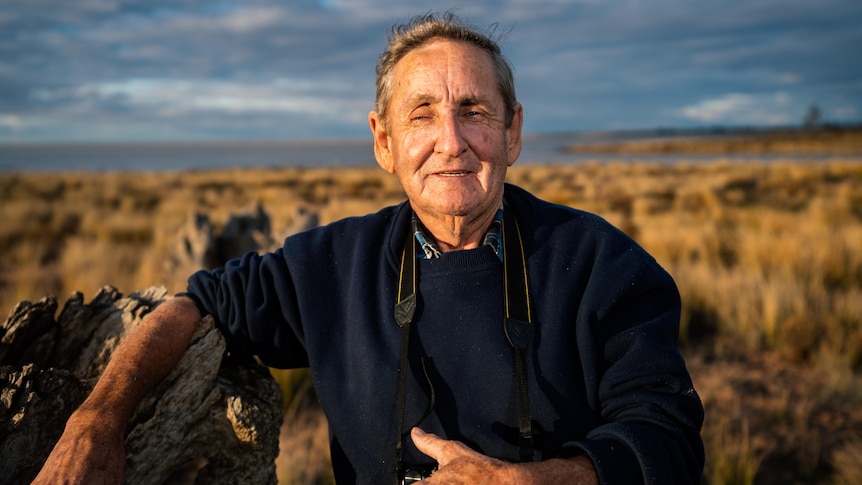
[0,286,283,485]
[167,204,320,281]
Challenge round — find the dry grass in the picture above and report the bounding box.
[0,167,406,310]
[2,155,861,484]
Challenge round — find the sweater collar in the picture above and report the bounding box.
[410,203,504,261]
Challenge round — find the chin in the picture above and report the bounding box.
[417,190,493,218]
[426,206,468,217]
[433,198,481,217]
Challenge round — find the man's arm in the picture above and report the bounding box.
[32,295,201,485]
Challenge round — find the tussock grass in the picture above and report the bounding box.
[2,158,861,483]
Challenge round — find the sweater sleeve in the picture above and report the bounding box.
[567,258,705,484]
[184,247,310,369]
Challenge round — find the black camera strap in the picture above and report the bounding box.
[393,209,535,483]
[501,210,536,463]
[394,230,418,483]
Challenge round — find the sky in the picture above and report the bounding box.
[1,0,861,143]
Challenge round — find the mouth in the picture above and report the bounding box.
[436,170,471,177]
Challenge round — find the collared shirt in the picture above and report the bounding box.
[411,204,504,261]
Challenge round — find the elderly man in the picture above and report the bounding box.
[35,12,704,484]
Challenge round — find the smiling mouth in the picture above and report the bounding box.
[436,171,470,177]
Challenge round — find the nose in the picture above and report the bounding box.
[434,112,468,158]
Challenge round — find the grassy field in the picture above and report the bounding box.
[2,145,861,483]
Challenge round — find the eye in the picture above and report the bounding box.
[462,108,485,121]
[410,105,433,122]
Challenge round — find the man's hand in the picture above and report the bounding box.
[410,427,515,484]
[31,409,126,485]
[411,427,599,485]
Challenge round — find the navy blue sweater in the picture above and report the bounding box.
[186,184,704,484]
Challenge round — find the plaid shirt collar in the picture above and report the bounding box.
[411,204,504,261]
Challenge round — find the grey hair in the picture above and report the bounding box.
[374,12,517,127]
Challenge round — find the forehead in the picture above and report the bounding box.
[389,38,500,105]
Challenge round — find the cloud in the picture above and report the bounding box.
[32,78,367,118]
[1,0,860,141]
[14,76,372,141]
[678,92,796,125]
[0,114,23,132]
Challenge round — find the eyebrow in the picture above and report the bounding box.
[403,93,487,109]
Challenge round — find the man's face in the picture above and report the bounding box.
[370,39,522,223]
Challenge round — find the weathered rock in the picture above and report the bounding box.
[0,286,283,485]
[0,295,59,368]
[278,206,320,244]
[168,203,276,277]
[167,204,320,280]
[0,364,89,483]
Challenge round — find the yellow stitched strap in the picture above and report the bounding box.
[397,246,405,300]
[395,238,417,327]
[513,216,532,322]
[502,213,532,324]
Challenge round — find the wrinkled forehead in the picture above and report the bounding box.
[389,39,501,107]
[393,38,496,79]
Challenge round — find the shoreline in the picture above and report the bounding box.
[4,126,862,173]
[565,126,862,155]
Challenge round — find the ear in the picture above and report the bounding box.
[369,110,395,173]
[506,102,523,167]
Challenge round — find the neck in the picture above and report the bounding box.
[415,208,497,252]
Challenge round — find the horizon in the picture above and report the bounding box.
[5,122,858,148]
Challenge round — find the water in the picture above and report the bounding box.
[0,139,378,172]
[0,133,846,172]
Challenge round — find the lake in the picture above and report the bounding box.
[0,132,841,172]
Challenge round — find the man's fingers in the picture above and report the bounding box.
[411,427,472,465]
[410,427,444,460]
[411,427,517,484]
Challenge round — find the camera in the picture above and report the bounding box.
[399,464,437,484]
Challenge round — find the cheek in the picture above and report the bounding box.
[397,132,432,171]
[466,126,499,158]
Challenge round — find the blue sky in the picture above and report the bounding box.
[2,0,860,143]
